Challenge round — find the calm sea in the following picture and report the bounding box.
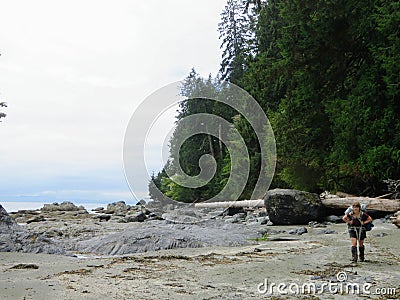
[0,201,109,213]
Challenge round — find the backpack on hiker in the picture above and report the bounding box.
[345,204,374,231]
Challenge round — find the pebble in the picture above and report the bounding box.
[317,229,337,234]
[288,227,308,235]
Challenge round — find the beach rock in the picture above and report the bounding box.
[222,207,245,216]
[161,207,207,224]
[104,201,135,215]
[264,189,327,225]
[0,226,65,254]
[317,229,337,234]
[309,221,327,228]
[120,212,147,223]
[144,198,186,214]
[245,214,256,223]
[17,234,65,254]
[9,263,39,269]
[146,212,164,221]
[235,213,247,220]
[136,199,146,206]
[258,228,286,235]
[374,232,388,237]
[93,214,111,222]
[288,227,308,235]
[26,216,46,224]
[162,213,200,224]
[1,205,22,251]
[257,209,268,218]
[229,213,246,224]
[72,210,89,217]
[44,229,63,238]
[42,202,83,212]
[92,207,104,212]
[256,217,269,225]
[75,219,261,255]
[10,210,41,224]
[1,204,65,254]
[137,206,151,216]
[1,204,19,233]
[324,215,342,223]
[223,217,235,223]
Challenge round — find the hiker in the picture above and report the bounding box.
[342,201,373,262]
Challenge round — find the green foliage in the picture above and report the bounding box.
[249,233,268,242]
[218,0,258,82]
[240,0,399,195]
[0,102,6,121]
[0,54,6,122]
[150,70,238,202]
[219,114,259,199]
[150,0,400,201]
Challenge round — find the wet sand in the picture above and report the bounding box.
[1,222,399,299]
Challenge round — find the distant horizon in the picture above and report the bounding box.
[1,199,146,213]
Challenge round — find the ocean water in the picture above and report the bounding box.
[0,201,109,213]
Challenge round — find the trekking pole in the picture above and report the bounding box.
[357,226,362,243]
[356,216,362,243]
[355,226,360,243]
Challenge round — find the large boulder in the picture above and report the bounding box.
[0,204,20,234]
[42,201,84,212]
[119,212,147,223]
[1,204,65,254]
[104,201,133,215]
[264,189,327,225]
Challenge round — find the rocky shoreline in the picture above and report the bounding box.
[1,194,398,256]
[1,194,399,299]
[1,200,275,256]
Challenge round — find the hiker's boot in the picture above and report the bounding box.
[351,246,358,262]
[359,246,365,262]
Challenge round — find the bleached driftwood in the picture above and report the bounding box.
[194,199,264,209]
[194,196,400,212]
[320,197,400,212]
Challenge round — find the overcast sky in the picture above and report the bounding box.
[0,0,226,206]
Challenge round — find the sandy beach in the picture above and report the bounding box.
[1,220,399,300]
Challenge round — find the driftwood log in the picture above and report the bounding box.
[194,199,264,209]
[195,197,400,212]
[320,197,400,212]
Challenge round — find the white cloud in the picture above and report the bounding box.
[0,0,226,203]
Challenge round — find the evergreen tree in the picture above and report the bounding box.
[0,102,6,121]
[149,0,400,200]
[218,0,255,82]
[227,0,399,194]
[151,71,237,202]
[0,54,6,122]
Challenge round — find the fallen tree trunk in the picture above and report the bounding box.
[194,197,400,212]
[194,200,264,209]
[320,197,400,212]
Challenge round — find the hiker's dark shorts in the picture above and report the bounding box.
[348,227,366,240]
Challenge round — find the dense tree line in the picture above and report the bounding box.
[0,55,6,122]
[0,102,6,121]
[150,0,400,202]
